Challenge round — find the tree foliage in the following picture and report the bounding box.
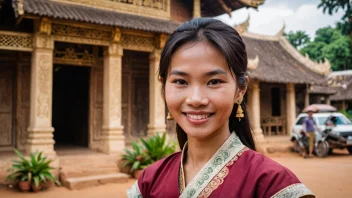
[286,26,352,71]
[285,31,311,49]
[318,0,352,38]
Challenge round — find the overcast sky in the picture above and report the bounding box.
[216,0,344,38]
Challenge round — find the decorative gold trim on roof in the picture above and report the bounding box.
[275,23,285,37]
[53,0,171,20]
[279,36,331,75]
[242,31,331,75]
[239,0,265,8]
[242,32,279,41]
[234,15,250,34]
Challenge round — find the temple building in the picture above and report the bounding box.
[329,70,352,111]
[234,17,332,137]
[0,0,266,187]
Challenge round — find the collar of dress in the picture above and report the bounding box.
[179,132,245,198]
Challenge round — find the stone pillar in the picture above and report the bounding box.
[286,83,296,135]
[26,33,55,155]
[101,43,125,154]
[248,80,264,142]
[305,84,310,107]
[193,0,201,18]
[147,50,166,136]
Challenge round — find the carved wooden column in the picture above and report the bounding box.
[305,84,310,107]
[26,18,55,155]
[286,83,296,135]
[147,49,166,136]
[248,80,264,141]
[101,43,125,154]
[193,0,201,18]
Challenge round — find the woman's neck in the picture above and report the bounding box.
[185,129,231,169]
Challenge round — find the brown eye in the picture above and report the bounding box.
[208,79,223,85]
[173,79,187,85]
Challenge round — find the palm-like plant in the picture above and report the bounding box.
[122,142,152,173]
[140,133,175,163]
[7,149,60,189]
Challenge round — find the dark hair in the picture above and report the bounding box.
[158,18,256,151]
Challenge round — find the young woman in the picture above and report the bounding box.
[127,18,315,198]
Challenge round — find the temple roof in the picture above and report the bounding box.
[14,0,180,34]
[243,33,328,85]
[201,0,265,17]
[329,71,352,101]
[330,80,352,101]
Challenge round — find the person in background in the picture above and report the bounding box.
[302,110,318,158]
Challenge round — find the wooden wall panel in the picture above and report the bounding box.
[0,65,14,147]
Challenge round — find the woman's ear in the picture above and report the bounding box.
[234,76,249,102]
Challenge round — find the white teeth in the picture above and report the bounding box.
[186,114,210,120]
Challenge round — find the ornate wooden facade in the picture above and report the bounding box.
[1,0,263,154]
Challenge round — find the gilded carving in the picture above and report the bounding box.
[53,35,110,46]
[0,31,33,51]
[34,34,54,49]
[155,33,168,49]
[112,28,122,43]
[52,24,112,41]
[121,34,154,52]
[39,17,52,35]
[36,54,51,118]
[54,47,97,66]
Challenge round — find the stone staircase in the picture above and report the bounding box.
[58,152,129,190]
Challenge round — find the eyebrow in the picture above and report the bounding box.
[169,69,227,77]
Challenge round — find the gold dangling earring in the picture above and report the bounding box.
[236,99,244,121]
[167,112,174,120]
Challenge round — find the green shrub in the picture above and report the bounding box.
[141,133,176,163]
[122,133,176,172]
[6,149,60,188]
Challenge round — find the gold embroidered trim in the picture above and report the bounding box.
[271,183,314,198]
[198,147,249,198]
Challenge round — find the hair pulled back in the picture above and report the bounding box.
[158,18,256,151]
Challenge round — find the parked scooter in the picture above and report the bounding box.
[291,130,329,158]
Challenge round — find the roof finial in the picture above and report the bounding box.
[234,14,250,34]
[275,22,286,37]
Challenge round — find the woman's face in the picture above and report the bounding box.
[165,41,243,140]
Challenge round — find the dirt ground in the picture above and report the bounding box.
[1,149,351,198]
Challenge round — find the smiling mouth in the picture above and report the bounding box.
[183,113,215,120]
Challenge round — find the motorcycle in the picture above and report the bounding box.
[291,130,329,158]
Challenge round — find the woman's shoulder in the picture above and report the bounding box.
[136,152,181,196]
[138,152,181,183]
[243,149,297,176]
[143,152,181,175]
[239,149,314,197]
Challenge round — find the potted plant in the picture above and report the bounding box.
[122,142,151,178]
[140,132,176,163]
[6,149,60,192]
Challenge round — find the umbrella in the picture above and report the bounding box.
[303,104,337,113]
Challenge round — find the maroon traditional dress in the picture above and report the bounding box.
[127,133,315,198]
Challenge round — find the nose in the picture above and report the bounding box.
[185,86,209,107]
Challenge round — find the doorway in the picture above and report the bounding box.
[52,65,89,147]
